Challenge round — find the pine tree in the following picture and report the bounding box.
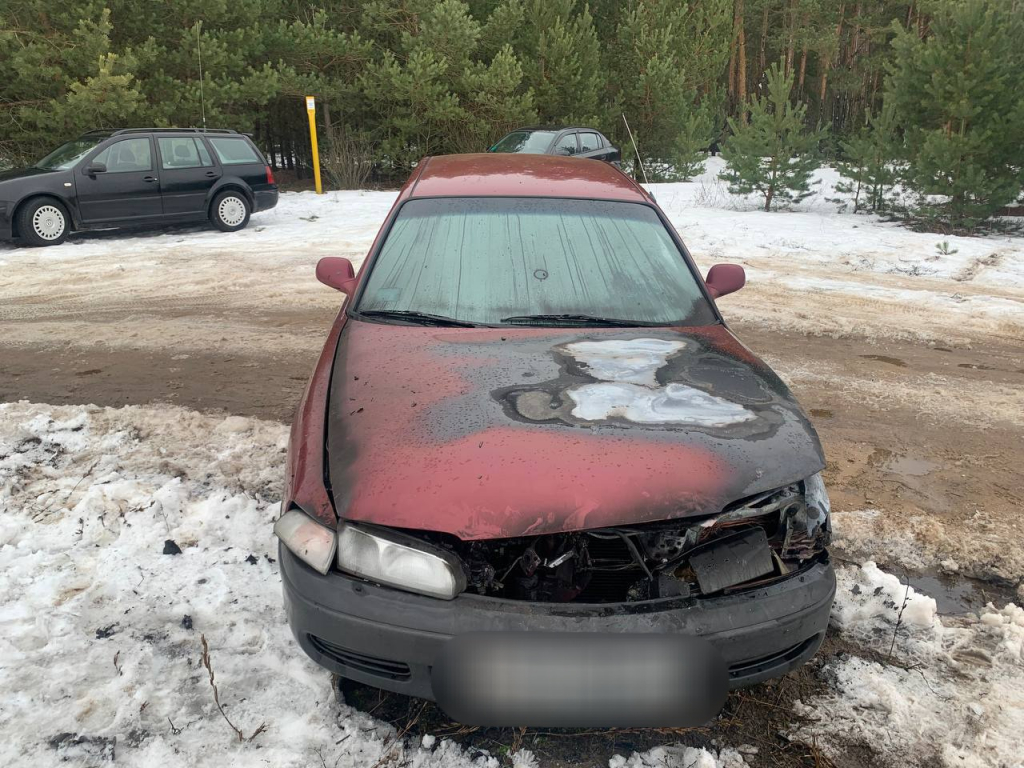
[885,0,1024,231]
[834,101,899,213]
[606,0,731,179]
[721,61,826,211]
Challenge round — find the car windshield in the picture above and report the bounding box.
[490,131,556,154]
[356,197,716,327]
[34,137,105,170]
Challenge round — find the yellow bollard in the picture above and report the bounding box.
[305,95,323,194]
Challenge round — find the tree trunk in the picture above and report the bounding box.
[758,5,769,74]
[797,46,807,96]
[736,0,747,118]
[785,0,797,77]
[727,22,737,100]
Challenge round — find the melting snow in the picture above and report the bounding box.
[569,382,756,426]
[563,338,754,426]
[795,562,1024,767]
[563,339,688,386]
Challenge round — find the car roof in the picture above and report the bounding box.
[408,153,648,202]
[512,126,606,134]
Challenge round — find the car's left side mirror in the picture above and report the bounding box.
[85,162,107,177]
[603,147,622,163]
[316,257,357,294]
[705,264,745,299]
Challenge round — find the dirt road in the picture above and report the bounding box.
[3,292,1022,589]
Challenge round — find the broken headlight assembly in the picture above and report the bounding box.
[336,522,467,600]
[423,472,831,604]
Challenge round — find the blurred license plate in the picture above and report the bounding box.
[431,632,726,727]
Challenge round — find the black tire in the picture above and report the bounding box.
[17,197,70,247]
[210,190,251,232]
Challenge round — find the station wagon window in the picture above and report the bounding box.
[358,198,715,327]
[553,133,579,156]
[579,132,601,152]
[91,138,153,173]
[158,137,213,169]
[208,137,260,165]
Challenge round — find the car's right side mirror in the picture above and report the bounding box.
[85,162,107,176]
[705,264,745,299]
[316,257,357,294]
[604,147,622,163]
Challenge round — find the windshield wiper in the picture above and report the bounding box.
[358,309,479,327]
[500,313,667,327]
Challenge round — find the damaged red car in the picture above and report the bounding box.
[276,153,835,722]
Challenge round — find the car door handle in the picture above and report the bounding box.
[143,176,157,183]
[205,171,217,177]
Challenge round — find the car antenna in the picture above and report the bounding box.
[621,113,652,198]
[195,21,207,132]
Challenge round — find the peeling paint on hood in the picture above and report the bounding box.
[326,322,825,540]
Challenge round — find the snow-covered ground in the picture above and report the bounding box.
[0,158,1021,352]
[2,401,1022,768]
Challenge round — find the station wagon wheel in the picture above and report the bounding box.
[210,190,251,232]
[17,197,70,247]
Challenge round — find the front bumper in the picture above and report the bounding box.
[280,543,835,700]
[0,202,13,240]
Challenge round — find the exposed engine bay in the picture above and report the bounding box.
[419,480,831,604]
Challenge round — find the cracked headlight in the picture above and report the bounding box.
[337,522,466,600]
[274,506,337,575]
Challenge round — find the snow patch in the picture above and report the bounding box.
[608,745,749,768]
[795,562,1024,768]
[562,338,754,426]
[569,382,756,426]
[564,338,688,386]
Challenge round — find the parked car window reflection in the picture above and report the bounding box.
[490,131,555,154]
[158,137,213,169]
[209,137,261,165]
[580,132,601,152]
[92,138,153,173]
[553,133,579,156]
[34,137,105,171]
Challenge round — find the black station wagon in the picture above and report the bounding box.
[0,128,278,246]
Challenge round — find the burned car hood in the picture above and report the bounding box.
[326,321,824,540]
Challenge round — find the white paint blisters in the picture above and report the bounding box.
[564,339,755,427]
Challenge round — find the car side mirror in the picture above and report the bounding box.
[705,264,745,299]
[316,257,357,294]
[604,147,622,163]
[85,162,107,176]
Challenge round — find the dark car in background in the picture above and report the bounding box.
[0,128,278,246]
[489,126,621,163]
[275,153,834,726]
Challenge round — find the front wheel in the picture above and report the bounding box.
[17,197,70,247]
[210,191,251,232]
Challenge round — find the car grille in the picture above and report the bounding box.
[308,635,412,680]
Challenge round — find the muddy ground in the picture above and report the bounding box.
[2,225,1022,766]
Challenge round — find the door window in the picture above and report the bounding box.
[208,137,261,165]
[579,132,602,152]
[552,133,579,156]
[92,138,152,173]
[159,137,212,169]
